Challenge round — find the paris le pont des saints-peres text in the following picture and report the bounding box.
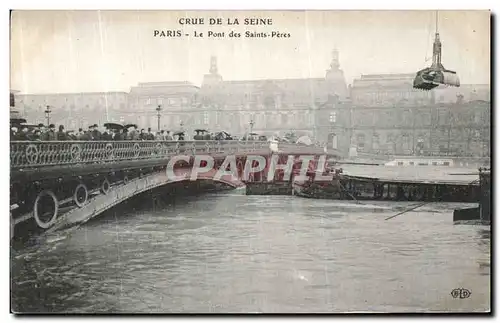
[154,17,291,39]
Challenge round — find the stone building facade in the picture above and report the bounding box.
[12,49,490,157]
[319,73,491,157]
[13,50,348,138]
[15,91,129,130]
[195,52,347,138]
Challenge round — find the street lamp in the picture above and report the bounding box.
[44,105,52,126]
[156,105,162,131]
[249,119,254,134]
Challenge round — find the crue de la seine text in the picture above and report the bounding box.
[153,17,291,39]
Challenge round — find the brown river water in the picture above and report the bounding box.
[11,188,490,313]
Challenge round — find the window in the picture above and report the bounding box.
[145,98,151,105]
[157,98,163,105]
[443,162,450,166]
[398,162,404,166]
[372,133,380,150]
[329,111,337,123]
[357,134,366,149]
[409,162,414,165]
[203,112,209,125]
[402,134,411,150]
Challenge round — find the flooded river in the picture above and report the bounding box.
[11,190,490,313]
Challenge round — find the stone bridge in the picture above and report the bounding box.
[10,140,334,237]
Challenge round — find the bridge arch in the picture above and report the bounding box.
[45,168,245,233]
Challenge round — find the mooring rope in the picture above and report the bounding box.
[385,178,481,221]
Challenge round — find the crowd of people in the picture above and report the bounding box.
[10,121,314,145]
[10,123,179,142]
[9,122,246,142]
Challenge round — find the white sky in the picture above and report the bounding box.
[10,10,490,94]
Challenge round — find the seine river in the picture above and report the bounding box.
[11,188,490,313]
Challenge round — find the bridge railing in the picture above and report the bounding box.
[10,140,272,169]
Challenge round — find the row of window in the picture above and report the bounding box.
[144,97,189,106]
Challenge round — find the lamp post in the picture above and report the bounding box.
[156,105,162,131]
[44,105,52,127]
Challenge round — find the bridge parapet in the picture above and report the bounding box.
[10,139,331,235]
[10,140,272,170]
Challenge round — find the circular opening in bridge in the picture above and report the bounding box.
[74,183,88,208]
[123,176,129,184]
[101,179,111,195]
[33,190,59,229]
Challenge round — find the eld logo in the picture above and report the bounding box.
[451,288,471,299]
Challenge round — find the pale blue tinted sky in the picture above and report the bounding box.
[10,10,490,93]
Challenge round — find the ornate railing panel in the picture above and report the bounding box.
[10,140,276,169]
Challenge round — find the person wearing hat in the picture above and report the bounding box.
[42,124,57,141]
[91,124,101,141]
[147,127,155,140]
[114,128,125,141]
[101,126,113,141]
[139,129,147,141]
[165,130,173,141]
[37,123,46,133]
[57,125,67,141]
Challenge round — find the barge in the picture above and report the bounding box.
[292,164,481,203]
[453,167,491,225]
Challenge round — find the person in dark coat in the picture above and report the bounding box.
[56,125,67,141]
[42,124,57,141]
[101,127,113,141]
[75,128,83,140]
[91,124,101,141]
[114,129,125,141]
[32,129,41,141]
[139,129,147,141]
[147,128,155,140]
[18,126,32,140]
[80,130,92,141]
[37,124,46,135]
[10,127,18,140]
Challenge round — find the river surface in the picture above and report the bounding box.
[11,192,490,313]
